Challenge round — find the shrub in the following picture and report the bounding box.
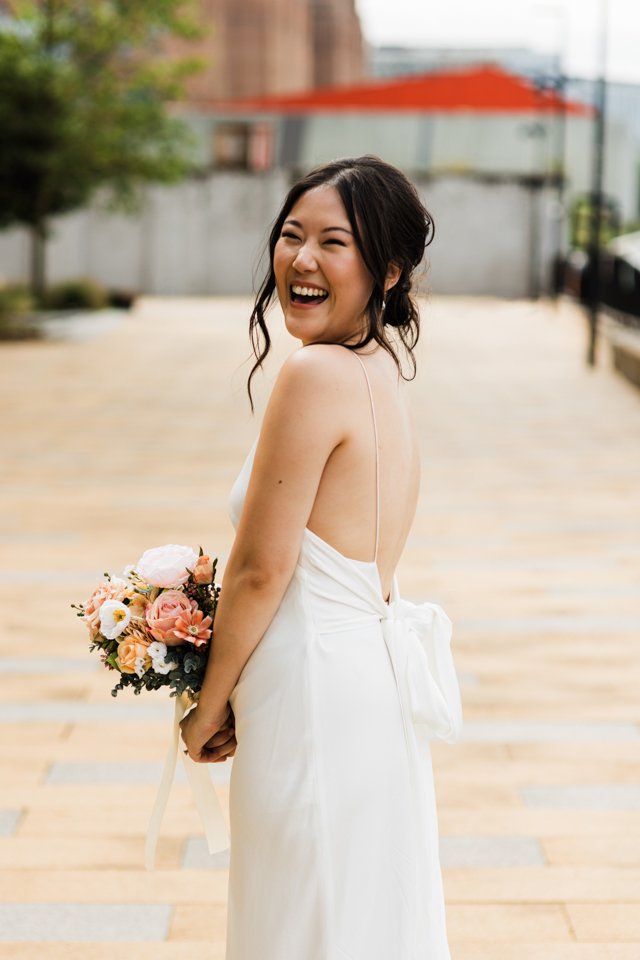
[43,278,108,311]
[0,284,41,341]
[107,288,138,309]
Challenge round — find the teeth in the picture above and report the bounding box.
[291,284,327,298]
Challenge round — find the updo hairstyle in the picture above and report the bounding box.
[247,155,434,410]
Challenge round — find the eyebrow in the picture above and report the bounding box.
[284,219,352,235]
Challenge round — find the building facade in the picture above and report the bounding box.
[311,0,364,88]
[162,0,365,102]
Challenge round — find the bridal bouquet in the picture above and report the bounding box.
[74,543,230,870]
[73,543,220,699]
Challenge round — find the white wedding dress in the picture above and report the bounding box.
[225,354,463,960]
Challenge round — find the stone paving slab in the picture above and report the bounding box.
[0,657,98,674]
[443,868,640,902]
[1,295,639,954]
[0,870,230,904]
[439,835,546,868]
[45,760,232,786]
[435,759,640,786]
[0,759,50,786]
[439,809,640,837]
[0,809,21,836]
[450,948,640,959]
[457,721,640,741]
[0,940,225,960]
[168,903,227,942]
[0,701,174,722]
[520,784,640,809]
[447,904,573,940]
[0,948,226,960]
[566,904,640,941]
[0,836,184,870]
[542,835,640,867]
[0,904,173,941]
[2,946,640,960]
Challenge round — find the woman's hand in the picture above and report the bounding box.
[179,701,237,764]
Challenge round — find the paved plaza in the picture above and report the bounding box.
[1,295,639,958]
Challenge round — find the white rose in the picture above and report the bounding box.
[135,544,198,589]
[99,599,131,640]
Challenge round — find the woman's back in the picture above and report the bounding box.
[225,353,460,958]
[304,343,421,603]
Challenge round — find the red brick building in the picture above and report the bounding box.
[163,0,365,103]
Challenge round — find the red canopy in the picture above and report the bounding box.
[197,64,592,116]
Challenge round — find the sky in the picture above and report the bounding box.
[355,0,640,85]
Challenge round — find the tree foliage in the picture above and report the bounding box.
[0,0,205,293]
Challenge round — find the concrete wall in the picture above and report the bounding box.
[0,171,558,298]
[419,177,557,298]
[0,171,290,297]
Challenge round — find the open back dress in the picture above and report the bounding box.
[226,351,463,960]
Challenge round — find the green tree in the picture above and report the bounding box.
[0,1,204,299]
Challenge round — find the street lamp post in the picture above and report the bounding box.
[585,0,609,366]
[533,4,569,298]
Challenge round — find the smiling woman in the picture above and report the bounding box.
[274,183,385,347]
[247,154,434,411]
[179,156,461,960]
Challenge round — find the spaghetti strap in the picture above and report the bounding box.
[353,353,380,563]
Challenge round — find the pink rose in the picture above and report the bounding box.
[192,554,214,585]
[146,590,195,645]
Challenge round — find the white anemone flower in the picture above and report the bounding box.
[99,599,131,640]
[148,640,178,675]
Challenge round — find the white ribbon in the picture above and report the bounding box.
[381,598,463,745]
[145,691,230,871]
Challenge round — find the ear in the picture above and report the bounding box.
[384,262,402,294]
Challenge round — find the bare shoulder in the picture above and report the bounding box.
[272,344,358,400]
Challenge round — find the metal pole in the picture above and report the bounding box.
[585,0,608,366]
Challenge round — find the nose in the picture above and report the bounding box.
[292,241,318,272]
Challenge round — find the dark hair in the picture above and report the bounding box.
[246,155,434,411]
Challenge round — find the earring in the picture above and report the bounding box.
[382,297,386,311]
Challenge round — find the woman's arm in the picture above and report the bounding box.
[195,345,350,725]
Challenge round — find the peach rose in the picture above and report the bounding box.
[117,634,152,676]
[84,578,130,637]
[192,554,214,585]
[146,590,194,645]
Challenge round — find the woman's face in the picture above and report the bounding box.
[273,185,374,346]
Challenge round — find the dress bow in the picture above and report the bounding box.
[380,598,463,745]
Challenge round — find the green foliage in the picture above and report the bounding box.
[109,642,209,700]
[617,220,640,237]
[0,0,205,287]
[0,283,34,316]
[0,283,41,340]
[43,277,108,310]
[570,195,621,251]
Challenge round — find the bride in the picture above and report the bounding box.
[181,155,462,959]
